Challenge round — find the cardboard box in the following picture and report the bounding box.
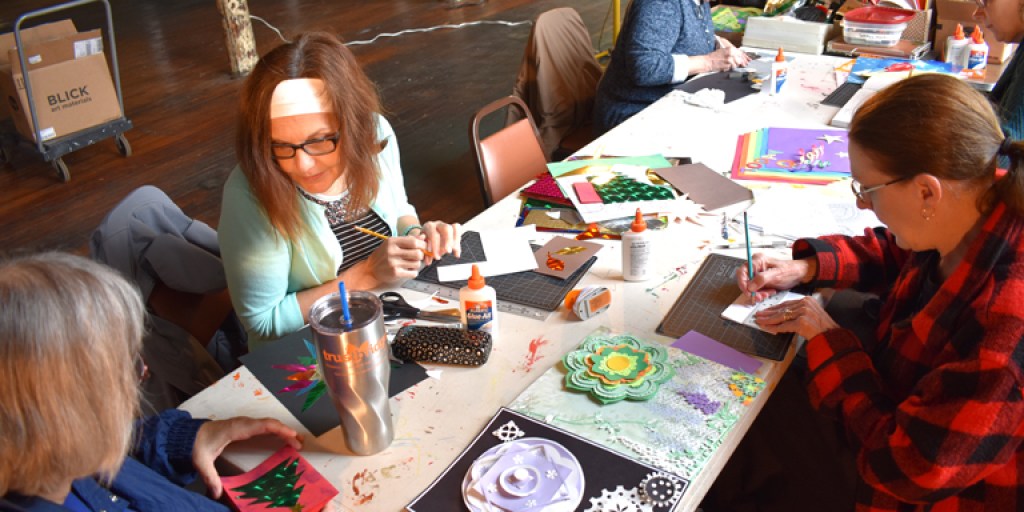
[0,20,122,142]
[935,0,1016,63]
[743,16,837,55]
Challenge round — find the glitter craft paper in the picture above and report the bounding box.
[510,327,765,480]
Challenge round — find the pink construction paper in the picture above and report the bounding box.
[672,330,762,374]
[221,445,338,512]
[573,182,602,204]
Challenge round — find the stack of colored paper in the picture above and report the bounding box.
[731,127,851,185]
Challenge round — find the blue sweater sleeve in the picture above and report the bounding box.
[131,409,209,486]
[620,0,686,87]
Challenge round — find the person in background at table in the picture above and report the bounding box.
[712,74,1024,511]
[219,32,461,347]
[975,0,1024,144]
[593,0,750,135]
[0,252,303,511]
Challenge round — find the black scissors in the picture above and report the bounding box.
[379,291,460,323]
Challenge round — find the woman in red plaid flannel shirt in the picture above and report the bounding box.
[731,74,1024,511]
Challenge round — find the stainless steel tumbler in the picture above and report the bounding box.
[310,291,394,455]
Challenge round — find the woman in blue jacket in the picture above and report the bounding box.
[594,0,751,135]
[0,252,302,511]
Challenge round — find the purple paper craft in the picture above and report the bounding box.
[672,330,762,374]
[763,128,850,175]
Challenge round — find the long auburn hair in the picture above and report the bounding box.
[850,73,1024,216]
[237,32,383,242]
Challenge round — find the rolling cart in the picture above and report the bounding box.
[0,0,132,182]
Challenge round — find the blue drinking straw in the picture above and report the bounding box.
[338,281,353,329]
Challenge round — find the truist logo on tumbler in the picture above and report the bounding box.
[320,334,387,372]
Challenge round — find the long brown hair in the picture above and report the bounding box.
[850,73,1024,215]
[237,32,383,241]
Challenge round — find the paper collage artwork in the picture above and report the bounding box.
[731,127,851,185]
[221,445,338,512]
[407,408,689,512]
[510,327,766,481]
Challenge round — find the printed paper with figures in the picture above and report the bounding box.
[509,327,765,480]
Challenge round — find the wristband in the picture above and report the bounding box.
[402,224,423,236]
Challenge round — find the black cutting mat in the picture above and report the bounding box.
[406,408,687,511]
[675,70,759,104]
[656,253,792,361]
[821,81,862,107]
[412,231,597,312]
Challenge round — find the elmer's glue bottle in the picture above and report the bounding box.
[966,26,989,77]
[460,264,497,334]
[769,48,787,96]
[945,24,969,68]
[622,209,652,281]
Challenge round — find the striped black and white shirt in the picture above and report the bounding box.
[298,188,391,272]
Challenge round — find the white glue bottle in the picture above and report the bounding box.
[621,209,652,281]
[460,264,497,335]
[966,25,989,76]
[769,47,787,96]
[944,24,969,68]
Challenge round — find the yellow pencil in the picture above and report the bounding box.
[353,226,435,258]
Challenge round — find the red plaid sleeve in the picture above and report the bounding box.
[793,227,910,295]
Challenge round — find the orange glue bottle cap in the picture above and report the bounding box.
[630,209,646,233]
[972,25,985,44]
[954,24,965,40]
[468,264,486,289]
[775,47,785,62]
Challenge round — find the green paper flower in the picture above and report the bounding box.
[586,344,652,385]
[563,334,674,404]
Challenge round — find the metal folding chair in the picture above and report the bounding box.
[469,96,548,207]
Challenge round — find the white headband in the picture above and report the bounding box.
[270,78,332,119]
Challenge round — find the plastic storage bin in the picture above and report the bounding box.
[843,6,916,48]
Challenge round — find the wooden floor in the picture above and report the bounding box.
[0,0,616,253]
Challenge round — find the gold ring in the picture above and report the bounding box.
[783,308,794,321]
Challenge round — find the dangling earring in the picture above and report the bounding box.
[921,208,934,221]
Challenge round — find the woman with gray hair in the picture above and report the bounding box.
[0,252,301,511]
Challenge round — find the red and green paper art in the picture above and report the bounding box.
[591,173,675,203]
[731,127,851,185]
[273,339,327,412]
[563,335,674,404]
[221,445,338,512]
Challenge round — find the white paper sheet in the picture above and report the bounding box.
[436,226,539,281]
[721,290,807,331]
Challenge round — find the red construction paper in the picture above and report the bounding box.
[221,445,338,512]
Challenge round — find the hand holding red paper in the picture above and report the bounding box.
[192,417,302,499]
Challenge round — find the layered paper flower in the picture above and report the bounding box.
[563,335,674,404]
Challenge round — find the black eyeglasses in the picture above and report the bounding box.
[850,176,910,202]
[271,131,341,159]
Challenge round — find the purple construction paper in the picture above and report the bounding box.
[672,330,762,374]
[763,128,850,175]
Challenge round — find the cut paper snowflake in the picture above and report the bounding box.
[638,472,685,508]
[271,339,327,412]
[584,486,653,512]
[728,373,766,406]
[492,420,525,443]
[563,335,674,404]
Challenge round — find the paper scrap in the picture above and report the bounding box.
[427,369,443,380]
[672,330,761,374]
[436,226,538,281]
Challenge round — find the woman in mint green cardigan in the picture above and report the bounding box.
[219,33,461,347]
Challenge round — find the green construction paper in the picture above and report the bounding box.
[547,155,673,178]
